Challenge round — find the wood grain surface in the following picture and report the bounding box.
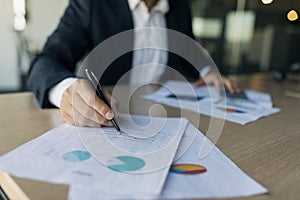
[0,74,299,200]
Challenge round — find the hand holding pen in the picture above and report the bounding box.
[59,72,119,129]
[85,69,121,133]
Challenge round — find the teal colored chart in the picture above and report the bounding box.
[63,150,91,162]
[108,156,145,172]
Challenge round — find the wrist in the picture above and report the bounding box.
[49,78,78,108]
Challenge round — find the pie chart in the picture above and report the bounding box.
[218,108,246,114]
[108,156,145,172]
[170,164,207,175]
[62,150,91,162]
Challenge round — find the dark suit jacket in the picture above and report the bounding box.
[27,0,199,108]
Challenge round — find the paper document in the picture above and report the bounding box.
[78,114,188,173]
[69,123,268,200]
[143,81,280,125]
[0,114,188,199]
[161,123,268,199]
[0,115,268,199]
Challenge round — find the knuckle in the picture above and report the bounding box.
[65,85,73,95]
[99,106,110,115]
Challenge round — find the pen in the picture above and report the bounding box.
[0,187,8,200]
[85,69,121,133]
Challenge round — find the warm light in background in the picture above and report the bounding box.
[261,0,274,5]
[13,0,26,31]
[287,10,299,22]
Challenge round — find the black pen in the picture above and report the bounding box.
[85,69,121,133]
[0,187,8,200]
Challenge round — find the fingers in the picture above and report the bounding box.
[223,78,241,93]
[102,89,119,116]
[213,79,222,92]
[194,79,205,87]
[75,80,113,117]
[61,108,103,127]
[195,72,222,92]
[72,93,111,125]
[75,79,114,119]
[194,73,241,94]
[71,108,102,127]
[223,78,234,93]
[59,79,117,127]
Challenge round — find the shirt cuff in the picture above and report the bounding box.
[199,65,213,78]
[48,78,78,108]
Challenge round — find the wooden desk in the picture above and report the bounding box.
[0,74,299,200]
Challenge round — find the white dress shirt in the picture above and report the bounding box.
[128,0,169,85]
[49,0,209,107]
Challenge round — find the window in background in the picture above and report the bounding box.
[190,0,300,75]
[224,11,256,72]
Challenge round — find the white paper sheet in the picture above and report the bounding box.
[0,118,268,199]
[77,114,189,173]
[0,114,188,199]
[143,81,280,125]
[161,123,268,199]
[67,123,268,200]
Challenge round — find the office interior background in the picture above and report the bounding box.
[0,0,299,92]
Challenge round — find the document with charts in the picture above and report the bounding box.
[0,113,267,199]
[0,114,188,199]
[68,123,268,200]
[143,81,280,125]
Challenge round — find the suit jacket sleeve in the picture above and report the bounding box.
[27,0,92,108]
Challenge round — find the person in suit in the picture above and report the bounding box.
[27,0,240,127]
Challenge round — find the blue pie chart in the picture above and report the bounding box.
[63,150,91,162]
[108,156,145,172]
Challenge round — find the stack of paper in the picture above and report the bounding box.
[0,114,268,199]
[0,114,188,199]
[143,81,280,125]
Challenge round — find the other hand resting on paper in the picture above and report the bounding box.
[194,71,241,94]
[60,79,118,127]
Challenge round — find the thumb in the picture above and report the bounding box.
[194,79,206,87]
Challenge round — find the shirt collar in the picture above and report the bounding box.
[127,0,140,10]
[127,0,169,14]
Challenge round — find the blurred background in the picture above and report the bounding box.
[0,0,299,92]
